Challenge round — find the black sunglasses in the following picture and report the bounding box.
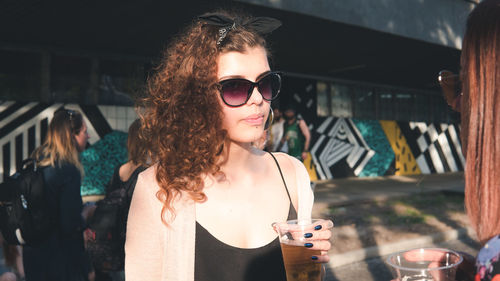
[218,72,281,107]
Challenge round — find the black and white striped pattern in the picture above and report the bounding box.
[399,122,464,174]
[0,102,101,183]
[311,117,375,179]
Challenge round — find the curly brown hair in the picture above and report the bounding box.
[139,10,270,222]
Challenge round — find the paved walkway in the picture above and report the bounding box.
[310,172,478,274]
[312,172,466,224]
[313,172,465,207]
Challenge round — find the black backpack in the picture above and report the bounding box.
[86,165,145,272]
[0,159,55,246]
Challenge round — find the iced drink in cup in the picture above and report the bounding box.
[385,248,463,281]
[273,219,333,281]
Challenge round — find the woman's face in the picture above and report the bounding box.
[217,46,271,144]
[74,121,89,152]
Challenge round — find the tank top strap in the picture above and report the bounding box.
[267,152,293,204]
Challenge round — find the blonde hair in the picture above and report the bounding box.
[32,108,84,174]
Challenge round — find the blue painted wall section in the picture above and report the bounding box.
[80,131,128,196]
[352,118,394,177]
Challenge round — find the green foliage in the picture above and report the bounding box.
[385,205,430,225]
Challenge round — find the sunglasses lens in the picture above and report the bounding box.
[219,73,281,106]
[221,80,251,106]
[258,73,281,101]
[438,70,461,97]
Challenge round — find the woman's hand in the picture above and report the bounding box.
[274,219,334,264]
[301,151,309,161]
[398,248,472,281]
[304,219,333,263]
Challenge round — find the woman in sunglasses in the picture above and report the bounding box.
[125,10,332,281]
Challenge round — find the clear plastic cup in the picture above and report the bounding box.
[273,219,333,281]
[386,248,463,281]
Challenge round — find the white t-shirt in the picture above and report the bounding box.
[269,119,286,152]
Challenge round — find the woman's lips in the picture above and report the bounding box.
[244,114,264,125]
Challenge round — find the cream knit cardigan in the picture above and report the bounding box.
[125,153,314,281]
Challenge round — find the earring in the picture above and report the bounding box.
[264,108,274,130]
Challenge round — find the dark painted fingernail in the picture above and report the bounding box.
[314,225,322,230]
[304,243,313,248]
[304,233,313,238]
[311,256,318,261]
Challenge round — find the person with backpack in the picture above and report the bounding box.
[23,108,94,281]
[85,119,147,281]
[280,105,311,161]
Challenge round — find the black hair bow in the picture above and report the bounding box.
[198,13,281,45]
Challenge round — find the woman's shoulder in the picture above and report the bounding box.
[269,152,307,175]
[132,164,193,224]
[138,164,157,178]
[136,164,190,201]
[131,165,163,213]
[135,164,159,190]
[42,161,79,176]
[267,152,311,204]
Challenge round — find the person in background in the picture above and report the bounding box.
[280,105,311,160]
[459,1,500,280]
[86,119,148,281]
[125,9,332,281]
[106,119,148,196]
[24,108,94,281]
[266,107,286,152]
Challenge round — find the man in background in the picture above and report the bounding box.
[280,105,311,160]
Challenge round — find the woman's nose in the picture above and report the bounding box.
[247,85,263,105]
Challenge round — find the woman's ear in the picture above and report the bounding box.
[438,70,461,112]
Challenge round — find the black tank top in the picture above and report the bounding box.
[194,153,297,281]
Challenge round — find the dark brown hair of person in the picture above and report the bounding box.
[139,10,269,223]
[461,0,500,244]
[127,119,147,165]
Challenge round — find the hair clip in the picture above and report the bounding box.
[198,13,281,46]
[67,109,75,121]
[217,22,236,45]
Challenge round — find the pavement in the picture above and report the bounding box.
[313,172,466,209]
[310,172,480,280]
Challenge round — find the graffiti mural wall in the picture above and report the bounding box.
[0,101,137,195]
[1,101,464,192]
[307,118,464,179]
